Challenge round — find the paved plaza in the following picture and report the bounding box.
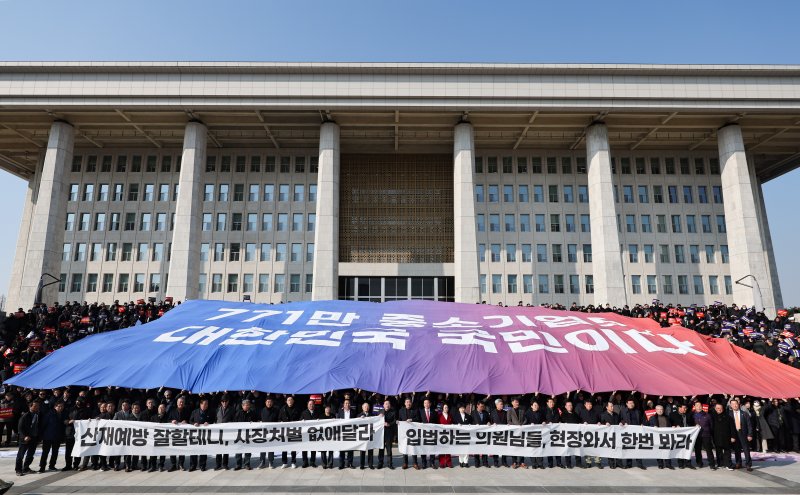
[1,450,799,495]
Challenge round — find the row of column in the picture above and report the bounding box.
[5,119,783,314]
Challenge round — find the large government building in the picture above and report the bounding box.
[0,62,797,314]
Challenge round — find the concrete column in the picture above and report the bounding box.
[453,122,480,303]
[586,123,626,305]
[6,155,45,311]
[718,124,780,314]
[167,121,207,301]
[17,121,73,307]
[312,122,340,300]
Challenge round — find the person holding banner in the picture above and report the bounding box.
[620,398,646,470]
[669,403,696,469]
[472,401,490,468]
[523,400,545,469]
[600,401,621,469]
[559,401,581,469]
[543,398,563,469]
[648,405,675,469]
[233,399,258,470]
[419,398,439,469]
[490,399,509,468]
[301,399,320,468]
[279,396,302,468]
[167,397,191,471]
[336,398,355,469]
[320,405,336,469]
[453,404,472,468]
[438,403,454,468]
[578,399,602,468]
[507,398,525,469]
[358,402,376,469]
[258,397,279,469]
[214,396,234,470]
[188,398,213,472]
[399,397,420,469]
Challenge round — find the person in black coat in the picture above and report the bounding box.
[669,403,696,469]
[559,401,582,468]
[188,399,213,471]
[320,405,336,469]
[620,398,646,469]
[15,401,41,476]
[39,401,67,473]
[648,405,674,469]
[398,397,420,469]
[711,403,735,470]
[578,399,602,468]
[489,398,509,467]
[300,399,319,468]
[453,403,473,467]
[167,397,191,471]
[524,401,545,469]
[418,398,439,469]
[542,397,563,469]
[65,398,91,471]
[258,397,279,469]
[379,400,397,469]
[472,401,491,468]
[600,402,621,469]
[279,396,302,468]
[357,402,375,469]
[214,395,235,470]
[336,399,356,469]
[233,400,258,470]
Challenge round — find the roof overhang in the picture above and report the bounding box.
[1,62,799,181]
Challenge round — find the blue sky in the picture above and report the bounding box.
[0,0,798,305]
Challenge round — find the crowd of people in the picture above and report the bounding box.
[0,298,799,479]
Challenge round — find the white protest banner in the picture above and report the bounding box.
[398,422,698,459]
[74,416,383,457]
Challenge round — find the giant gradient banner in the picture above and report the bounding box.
[7,300,800,396]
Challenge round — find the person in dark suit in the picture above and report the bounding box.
[15,401,41,476]
[729,399,753,471]
[357,402,375,469]
[233,400,258,470]
[39,400,66,473]
[279,396,302,468]
[319,405,335,469]
[648,405,674,470]
[300,399,319,468]
[669,403,696,469]
[543,397,563,469]
[418,398,439,469]
[524,401,545,469]
[711,403,735,470]
[600,401,621,469]
[336,399,355,469]
[578,399,602,468]
[472,402,491,468]
[559,401,581,468]
[378,400,396,469]
[258,397,279,469]
[454,404,473,467]
[188,399,213,471]
[168,397,191,471]
[620,398,646,469]
[489,399,509,467]
[399,398,420,469]
[214,396,235,470]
